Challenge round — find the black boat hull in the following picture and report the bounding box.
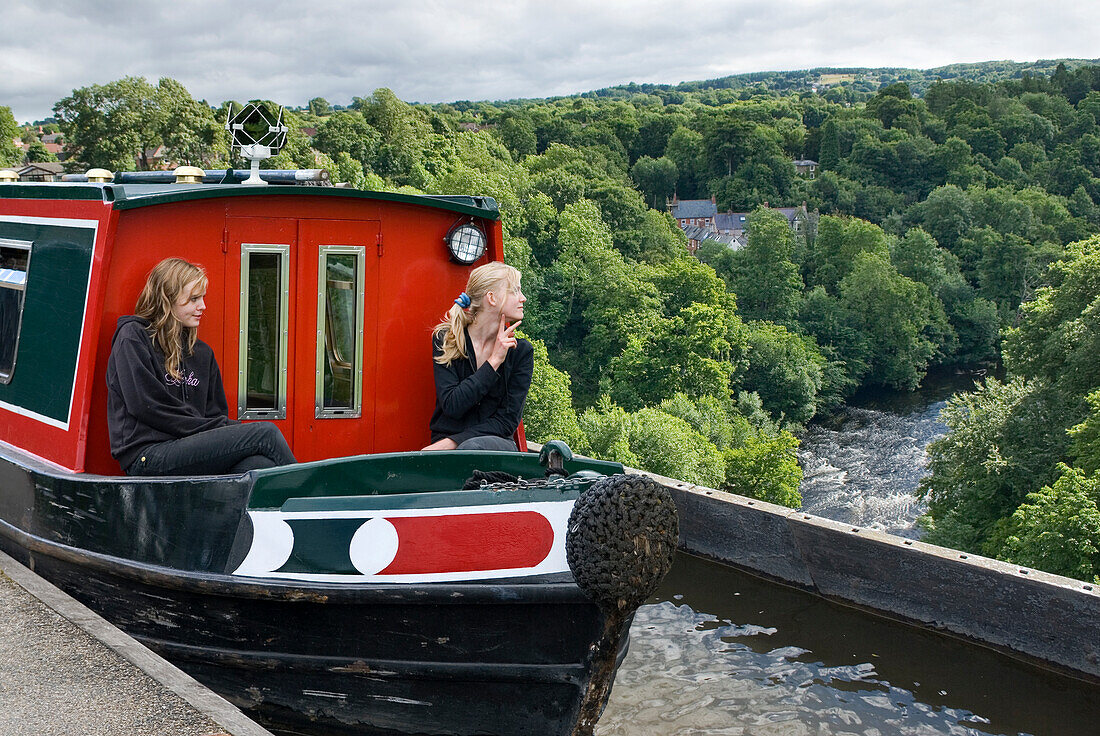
[0,451,630,735]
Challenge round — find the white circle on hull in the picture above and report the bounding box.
[349,518,400,575]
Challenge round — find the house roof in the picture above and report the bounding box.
[793,159,818,166]
[671,199,717,219]
[19,162,65,175]
[682,224,744,249]
[715,213,749,231]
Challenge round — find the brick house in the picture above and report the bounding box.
[669,195,718,229]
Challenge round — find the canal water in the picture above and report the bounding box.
[597,370,1100,736]
[596,552,1100,736]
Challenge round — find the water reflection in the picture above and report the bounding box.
[597,552,1100,736]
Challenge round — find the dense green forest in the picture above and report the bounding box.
[5,59,1100,582]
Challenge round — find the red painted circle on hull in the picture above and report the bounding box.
[380,511,555,574]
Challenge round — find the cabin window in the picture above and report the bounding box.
[238,244,289,419]
[316,245,365,418]
[0,239,32,384]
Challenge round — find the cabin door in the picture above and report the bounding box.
[291,219,380,460]
[225,216,298,449]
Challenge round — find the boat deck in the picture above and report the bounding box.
[0,549,271,736]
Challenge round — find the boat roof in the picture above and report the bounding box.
[0,182,501,220]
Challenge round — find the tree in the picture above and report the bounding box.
[353,88,435,183]
[723,425,802,507]
[910,184,974,254]
[626,407,725,488]
[728,207,803,323]
[0,106,20,166]
[54,76,162,169]
[1002,235,1100,400]
[998,465,1100,582]
[523,339,586,449]
[918,377,1064,554]
[312,111,380,167]
[805,215,892,294]
[496,112,537,160]
[308,97,332,116]
[739,321,824,426]
[24,139,56,163]
[818,119,840,171]
[154,78,226,167]
[630,156,678,209]
[838,252,936,389]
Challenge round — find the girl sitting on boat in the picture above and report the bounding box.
[106,257,297,475]
[424,262,532,452]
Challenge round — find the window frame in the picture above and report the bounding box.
[315,244,366,419]
[0,238,33,385]
[238,242,290,420]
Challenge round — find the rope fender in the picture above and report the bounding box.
[565,473,679,613]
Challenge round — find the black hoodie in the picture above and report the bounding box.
[106,316,234,471]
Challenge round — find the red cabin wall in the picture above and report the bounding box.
[82,193,501,475]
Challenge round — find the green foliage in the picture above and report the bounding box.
[630,156,678,209]
[839,252,937,389]
[723,426,803,507]
[313,111,380,168]
[997,465,1100,582]
[523,339,586,449]
[54,77,226,170]
[918,377,1064,553]
[154,77,227,167]
[806,215,892,294]
[37,67,1100,555]
[0,106,22,166]
[727,207,803,323]
[1069,390,1100,475]
[578,399,639,468]
[54,76,162,169]
[740,321,824,426]
[24,139,56,163]
[1002,235,1100,398]
[626,407,725,488]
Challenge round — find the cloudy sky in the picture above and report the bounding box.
[4,0,1099,123]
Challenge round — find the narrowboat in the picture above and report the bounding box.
[0,167,677,735]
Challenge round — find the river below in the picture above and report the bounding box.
[796,370,985,538]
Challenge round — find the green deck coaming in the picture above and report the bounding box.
[249,451,624,510]
[0,221,94,423]
[0,182,501,220]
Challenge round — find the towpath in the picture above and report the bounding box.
[0,549,273,736]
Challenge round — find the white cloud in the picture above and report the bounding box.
[3,0,1099,122]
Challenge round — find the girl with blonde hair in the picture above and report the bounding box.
[424,262,532,451]
[106,257,296,475]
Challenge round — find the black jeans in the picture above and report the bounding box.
[457,435,518,451]
[127,422,296,476]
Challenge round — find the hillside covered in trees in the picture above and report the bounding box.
[6,59,1100,581]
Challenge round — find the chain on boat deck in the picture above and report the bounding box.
[0,549,272,736]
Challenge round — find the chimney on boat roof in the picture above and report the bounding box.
[174,165,205,184]
[86,168,114,183]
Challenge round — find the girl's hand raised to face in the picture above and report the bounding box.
[488,313,520,369]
